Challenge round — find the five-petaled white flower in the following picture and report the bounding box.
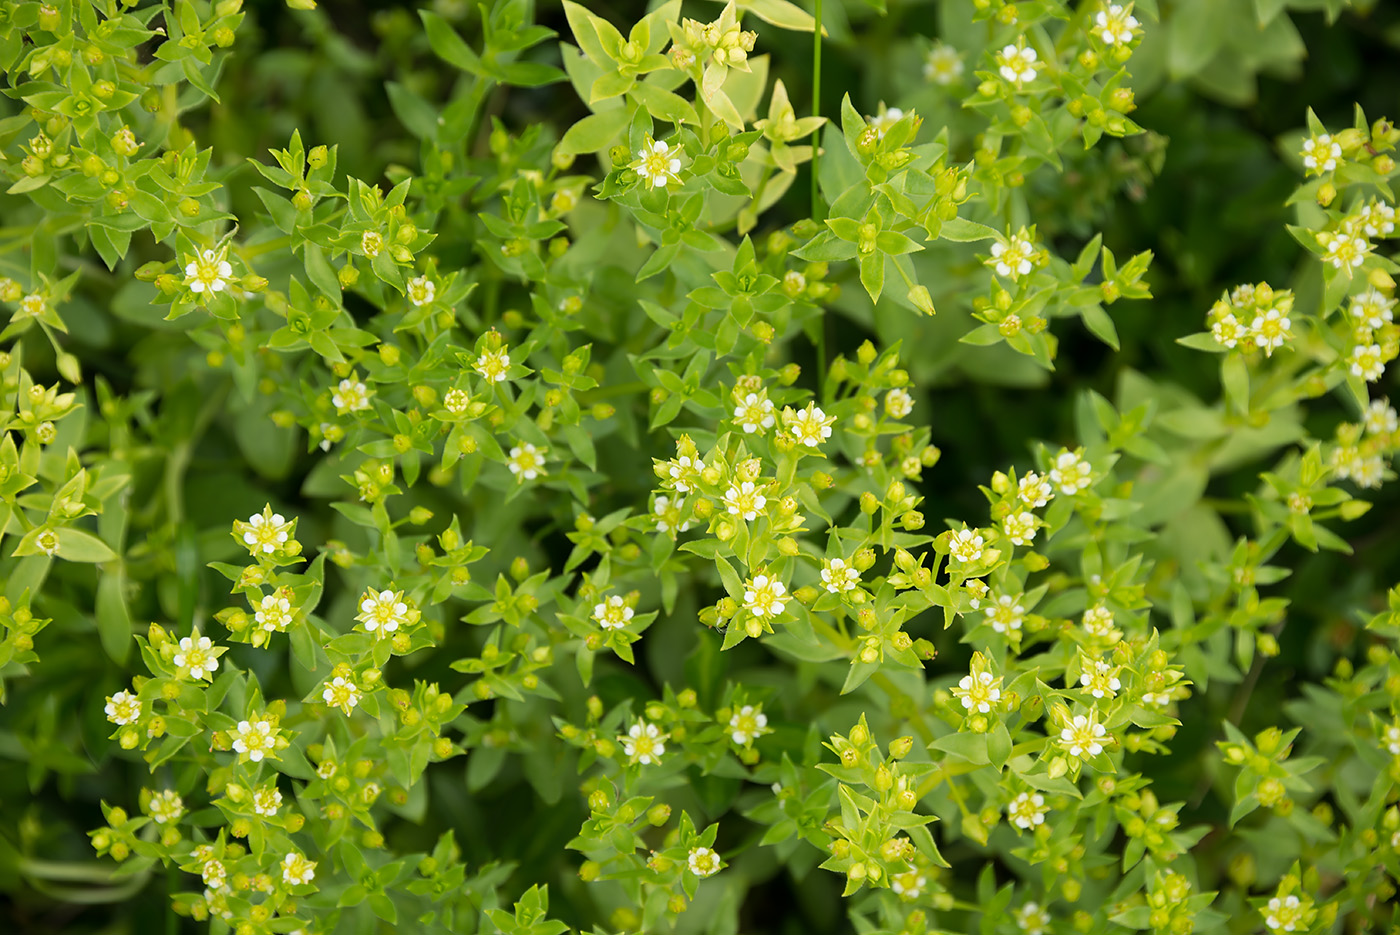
[1350,344,1384,382]
[475,347,511,383]
[728,705,769,744]
[1018,471,1054,508]
[357,588,411,636]
[1080,657,1122,699]
[688,845,721,877]
[105,689,142,725]
[1007,791,1047,829]
[885,388,914,419]
[255,592,294,632]
[668,454,704,492]
[724,479,768,521]
[1094,4,1139,45]
[201,859,227,889]
[252,786,282,816]
[892,870,926,899]
[361,231,383,257]
[407,275,436,306]
[1002,510,1037,546]
[948,526,985,564]
[1355,200,1395,238]
[1349,289,1395,329]
[281,851,317,887]
[634,137,682,189]
[1082,604,1120,641]
[743,574,787,618]
[1048,449,1093,494]
[148,789,184,825]
[1251,307,1292,355]
[1300,133,1342,175]
[989,233,1038,280]
[996,43,1040,86]
[1362,400,1398,436]
[621,719,667,765]
[1319,231,1370,271]
[733,392,776,433]
[184,249,233,296]
[332,378,371,413]
[652,495,690,535]
[508,442,547,481]
[924,43,964,85]
[173,634,220,680]
[239,509,292,555]
[1212,312,1245,349]
[592,594,633,630]
[1059,711,1109,758]
[787,403,835,447]
[232,716,277,762]
[986,594,1026,634]
[322,676,361,714]
[19,293,47,318]
[1016,902,1052,935]
[821,557,860,594]
[1263,894,1308,932]
[1382,723,1400,755]
[954,669,1002,713]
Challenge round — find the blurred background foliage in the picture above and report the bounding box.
[3,0,1400,932]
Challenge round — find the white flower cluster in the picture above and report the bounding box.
[1207,282,1295,355]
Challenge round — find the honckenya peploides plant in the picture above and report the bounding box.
[1,0,1399,933]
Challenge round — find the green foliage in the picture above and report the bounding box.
[2,1,1400,934]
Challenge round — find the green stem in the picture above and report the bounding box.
[810,0,824,222]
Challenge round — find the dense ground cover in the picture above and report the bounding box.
[2,1,1400,933]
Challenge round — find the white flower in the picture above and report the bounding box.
[508,442,547,481]
[821,558,860,594]
[281,851,317,887]
[985,594,1025,634]
[592,594,633,630]
[1048,449,1093,494]
[1002,510,1037,546]
[1319,230,1370,270]
[1361,399,1398,436]
[1263,894,1305,932]
[148,789,184,825]
[407,276,436,306]
[1007,791,1047,829]
[1212,311,1245,349]
[948,526,984,564]
[868,106,904,139]
[989,233,1038,280]
[891,870,926,898]
[634,137,682,189]
[475,347,511,383]
[884,388,914,419]
[252,786,282,816]
[1016,902,1051,935]
[19,293,47,318]
[1384,723,1400,755]
[1094,4,1139,45]
[688,845,721,877]
[232,716,277,762]
[173,634,220,680]
[1059,712,1108,758]
[728,705,769,744]
[1018,471,1054,508]
[787,403,835,447]
[1300,133,1342,175]
[954,669,1002,713]
[105,689,142,725]
[201,859,227,889]
[1082,604,1120,641]
[724,479,767,521]
[184,248,233,296]
[255,593,294,632]
[322,676,361,714]
[924,43,964,85]
[332,378,371,413]
[357,588,411,636]
[1352,455,1385,489]
[1250,307,1292,355]
[361,230,383,257]
[1079,657,1122,699]
[240,510,291,554]
[996,43,1040,86]
[743,574,787,618]
[1355,200,1396,238]
[733,391,776,433]
[668,454,704,492]
[1349,289,1395,329]
[621,719,666,765]
[1350,344,1385,382]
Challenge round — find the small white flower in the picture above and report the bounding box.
[1018,471,1054,508]
[407,275,436,306]
[733,391,776,433]
[332,378,371,413]
[1016,902,1052,935]
[240,509,291,554]
[252,786,283,817]
[1263,894,1306,932]
[1002,510,1037,546]
[592,594,633,631]
[1319,230,1370,271]
[357,588,411,636]
[1212,311,1245,349]
[996,43,1040,86]
[884,388,914,419]
[787,403,834,447]
[821,557,860,594]
[1350,344,1385,382]
[1300,133,1342,175]
[728,704,769,745]
[321,676,361,714]
[1363,400,1399,436]
[620,719,666,765]
[254,593,294,632]
[173,634,220,681]
[475,347,511,383]
[281,851,317,887]
[634,137,682,189]
[954,669,1002,713]
[361,231,383,257]
[743,574,787,618]
[1383,723,1400,756]
[201,859,227,889]
[1250,307,1292,355]
[891,870,926,899]
[989,232,1039,280]
[868,106,904,139]
[924,43,964,85]
[652,495,690,534]
[948,526,985,564]
[1007,791,1047,830]
[19,293,47,318]
[508,442,547,481]
[232,716,277,763]
[105,689,142,725]
[1094,3,1139,46]
[1079,657,1122,699]
[183,248,233,296]
[688,845,721,877]
[1355,200,1396,238]
[668,454,704,493]
[985,594,1025,634]
[1059,712,1108,758]
[724,479,768,521]
[1048,449,1093,494]
[1349,289,1395,329]
[148,789,184,825]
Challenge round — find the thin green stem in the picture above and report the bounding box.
[810,0,824,222]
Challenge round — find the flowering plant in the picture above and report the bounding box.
[2,0,1399,934]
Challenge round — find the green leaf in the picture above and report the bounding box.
[559,108,631,155]
[55,528,120,563]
